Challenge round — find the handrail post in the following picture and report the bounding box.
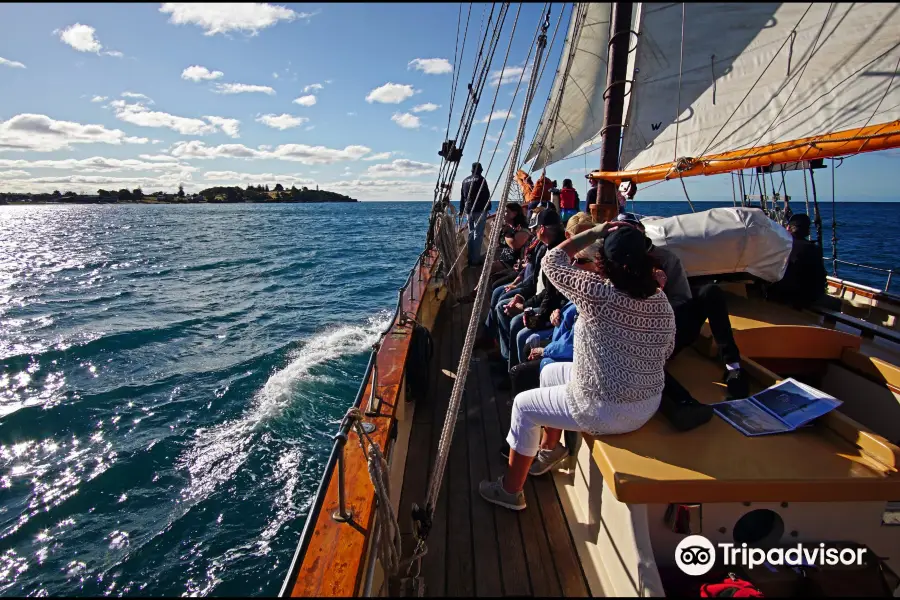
[366,358,382,417]
[332,431,352,523]
[886,270,893,294]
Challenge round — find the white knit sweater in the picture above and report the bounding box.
[541,246,676,435]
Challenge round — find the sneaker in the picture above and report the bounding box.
[724,368,749,399]
[478,477,526,511]
[529,445,569,476]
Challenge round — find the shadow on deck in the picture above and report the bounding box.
[397,267,590,597]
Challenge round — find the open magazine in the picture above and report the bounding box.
[713,378,843,437]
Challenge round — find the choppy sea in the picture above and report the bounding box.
[0,200,896,596]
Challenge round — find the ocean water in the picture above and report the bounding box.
[0,200,897,596]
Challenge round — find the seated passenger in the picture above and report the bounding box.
[479,223,676,511]
[766,213,827,310]
[615,213,750,429]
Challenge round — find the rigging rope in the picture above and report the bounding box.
[414,10,552,573]
[673,3,686,163]
[802,163,811,216]
[444,3,469,141]
[830,157,838,275]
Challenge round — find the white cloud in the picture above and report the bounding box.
[391,112,420,129]
[0,172,195,194]
[202,171,315,186]
[302,83,324,93]
[255,113,309,130]
[412,103,440,113]
[489,63,532,87]
[55,23,121,57]
[122,91,154,104]
[0,57,26,69]
[110,100,240,137]
[272,72,279,79]
[293,95,316,107]
[347,112,357,117]
[159,3,315,36]
[304,125,314,131]
[0,157,195,173]
[213,83,275,95]
[203,116,241,137]
[182,65,224,81]
[0,114,148,153]
[408,58,453,75]
[326,178,434,199]
[0,170,31,178]
[364,159,437,178]
[479,110,515,124]
[366,83,416,104]
[362,152,394,161]
[139,154,181,162]
[169,140,371,164]
[91,95,108,103]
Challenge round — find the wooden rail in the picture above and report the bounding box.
[282,249,441,597]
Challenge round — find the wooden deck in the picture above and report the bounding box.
[396,267,590,597]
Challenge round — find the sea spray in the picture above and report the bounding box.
[177,312,392,504]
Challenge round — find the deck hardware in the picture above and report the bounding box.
[361,422,376,435]
[781,502,789,508]
[665,503,702,534]
[333,442,353,523]
[718,527,727,534]
[366,345,383,417]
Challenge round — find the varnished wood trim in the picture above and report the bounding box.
[840,348,900,394]
[289,251,443,597]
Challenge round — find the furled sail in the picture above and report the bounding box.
[611,2,900,181]
[522,3,613,172]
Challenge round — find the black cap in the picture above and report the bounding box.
[472,162,483,174]
[603,226,647,268]
[788,213,811,228]
[537,208,561,228]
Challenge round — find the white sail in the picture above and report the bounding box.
[523,3,612,172]
[620,2,900,172]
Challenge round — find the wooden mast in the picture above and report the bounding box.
[592,1,634,224]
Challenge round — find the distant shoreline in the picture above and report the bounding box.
[0,198,358,206]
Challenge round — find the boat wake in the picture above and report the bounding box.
[177,312,392,505]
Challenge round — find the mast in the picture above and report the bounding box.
[593,2,633,224]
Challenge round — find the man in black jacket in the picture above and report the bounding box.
[767,214,827,310]
[461,162,492,266]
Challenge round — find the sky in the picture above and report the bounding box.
[0,2,897,202]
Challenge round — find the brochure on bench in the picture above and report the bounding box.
[713,378,843,437]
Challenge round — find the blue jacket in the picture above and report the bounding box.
[540,302,577,369]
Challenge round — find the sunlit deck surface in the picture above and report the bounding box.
[396,267,590,597]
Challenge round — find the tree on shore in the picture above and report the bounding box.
[133,188,144,199]
[98,189,110,198]
[52,190,61,198]
[265,184,270,192]
[177,185,185,198]
[63,191,76,197]
[274,183,284,191]
[119,188,133,201]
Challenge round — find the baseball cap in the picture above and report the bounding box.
[537,208,561,228]
[603,226,647,269]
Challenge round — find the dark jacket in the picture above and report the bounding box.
[767,238,827,309]
[461,173,491,214]
[523,229,567,326]
[585,185,597,208]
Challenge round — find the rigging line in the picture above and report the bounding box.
[444,3,469,141]
[730,172,737,207]
[697,3,815,160]
[846,53,900,158]
[520,1,567,168]
[830,156,838,274]
[731,3,833,166]
[802,163,811,216]
[447,3,549,275]
[449,3,498,149]
[425,7,552,514]
[673,3,686,162]
[530,2,587,169]
[679,175,696,213]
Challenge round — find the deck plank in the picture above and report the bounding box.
[399,264,589,597]
[446,293,476,596]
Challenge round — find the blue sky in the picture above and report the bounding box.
[0,2,896,201]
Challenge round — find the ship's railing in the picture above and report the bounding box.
[278,246,429,597]
[826,258,896,295]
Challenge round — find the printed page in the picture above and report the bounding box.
[751,378,842,430]
[713,399,793,436]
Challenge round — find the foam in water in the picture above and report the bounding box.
[178,312,392,503]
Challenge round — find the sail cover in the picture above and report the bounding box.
[642,207,793,282]
[620,3,900,172]
[523,3,612,171]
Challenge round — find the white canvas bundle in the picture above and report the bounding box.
[641,207,793,282]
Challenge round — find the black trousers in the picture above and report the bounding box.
[665,284,740,404]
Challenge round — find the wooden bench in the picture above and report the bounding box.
[814,306,900,345]
[584,348,900,504]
